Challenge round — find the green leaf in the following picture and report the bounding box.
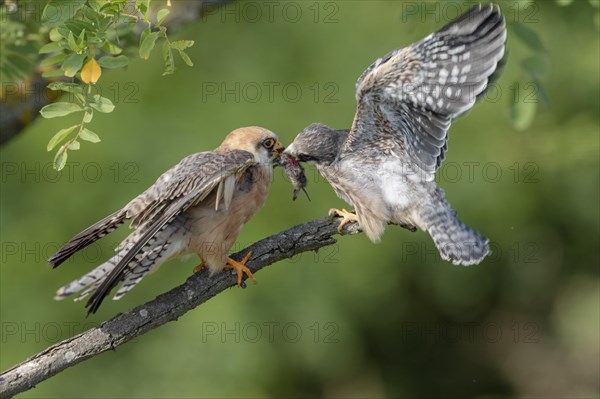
[67,31,80,52]
[510,83,537,131]
[78,28,86,45]
[101,41,122,55]
[90,95,115,113]
[177,50,193,67]
[40,53,67,67]
[47,125,79,151]
[42,69,65,78]
[590,0,600,8]
[555,0,573,5]
[47,82,83,94]
[49,28,63,42]
[512,22,545,52]
[522,55,550,80]
[170,40,194,51]
[65,19,94,36]
[157,8,170,24]
[62,53,86,77]
[97,55,129,69]
[533,79,550,109]
[136,0,150,16]
[99,3,120,15]
[83,110,93,123]
[74,93,86,104]
[40,102,83,118]
[54,145,68,171]
[57,27,71,39]
[42,0,86,28]
[80,4,102,24]
[39,41,62,54]
[68,140,80,150]
[162,41,175,75]
[139,31,160,60]
[80,128,101,143]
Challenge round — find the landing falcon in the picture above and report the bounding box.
[285,4,506,265]
[50,127,283,314]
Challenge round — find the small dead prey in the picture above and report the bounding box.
[275,151,310,201]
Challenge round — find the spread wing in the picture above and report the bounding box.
[343,3,506,180]
[85,150,255,314]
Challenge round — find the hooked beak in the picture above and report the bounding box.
[283,142,296,156]
[271,141,284,156]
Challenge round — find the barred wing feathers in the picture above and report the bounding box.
[346,3,506,180]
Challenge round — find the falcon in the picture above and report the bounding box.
[50,126,283,314]
[284,4,506,265]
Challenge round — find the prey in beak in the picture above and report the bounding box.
[274,147,310,202]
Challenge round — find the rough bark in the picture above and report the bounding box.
[0,216,360,399]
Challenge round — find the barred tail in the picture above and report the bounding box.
[49,209,128,268]
[54,232,174,303]
[54,256,120,301]
[419,191,490,266]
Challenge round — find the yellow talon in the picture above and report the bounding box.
[225,251,256,286]
[193,259,205,273]
[328,208,359,233]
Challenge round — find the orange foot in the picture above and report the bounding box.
[193,259,205,273]
[328,208,358,233]
[225,251,256,286]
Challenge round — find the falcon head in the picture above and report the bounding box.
[284,123,347,166]
[219,126,283,164]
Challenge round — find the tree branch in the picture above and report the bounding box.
[0,216,360,399]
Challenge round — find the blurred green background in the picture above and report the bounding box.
[1,1,599,398]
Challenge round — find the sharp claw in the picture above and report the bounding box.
[225,251,256,287]
[328,208,358,233]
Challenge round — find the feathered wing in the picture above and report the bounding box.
[344,3,506,180]
[53,150,256,314]
[48,209,128,268]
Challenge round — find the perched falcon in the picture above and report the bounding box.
[50,127,283,314]
[285,4,506,265]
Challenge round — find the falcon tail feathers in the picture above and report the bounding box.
[54,237,172,306]
[419,195,490,266]
[48,209,128,268]
[54,256,119,301]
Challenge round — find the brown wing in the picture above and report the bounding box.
[85,150,256,314]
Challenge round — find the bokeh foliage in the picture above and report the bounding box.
[1,0,196,169]
[1,1,599,398]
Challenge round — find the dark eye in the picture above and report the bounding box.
[263,138,275,148]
